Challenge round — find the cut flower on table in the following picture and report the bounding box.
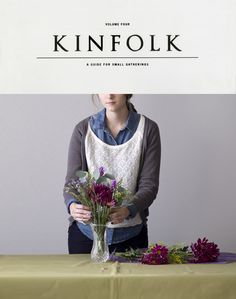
[110,238,220,265]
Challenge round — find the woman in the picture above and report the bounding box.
[63,94,161,254]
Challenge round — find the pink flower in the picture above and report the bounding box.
[142,244,169,265]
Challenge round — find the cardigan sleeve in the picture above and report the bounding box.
[131,120,161,213]
[63,122,84,210]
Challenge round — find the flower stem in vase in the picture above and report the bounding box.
[90,223,109,263]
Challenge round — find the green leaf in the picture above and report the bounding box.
[93,169,100,180]
[96,176,109,185]
[75,170,88,178]
[117,186,126,193]
[104,173,115,180]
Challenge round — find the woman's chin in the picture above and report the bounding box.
[106,104,118,111]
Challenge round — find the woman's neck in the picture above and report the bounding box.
[105,107,129,135]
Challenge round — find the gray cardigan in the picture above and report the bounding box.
[63,115,161,222]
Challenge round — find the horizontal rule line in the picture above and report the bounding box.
[37,56,199,59]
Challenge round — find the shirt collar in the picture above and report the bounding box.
[92,108,138,133]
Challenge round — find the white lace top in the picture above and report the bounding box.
[85,115,145,228]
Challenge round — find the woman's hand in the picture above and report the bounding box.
[69,203,91,223]
[109,207,130,224]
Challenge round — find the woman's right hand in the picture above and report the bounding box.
[69,203,92,223]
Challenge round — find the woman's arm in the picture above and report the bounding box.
[110,119,161,223]
[63,119,88,211]
[132,119,161,213]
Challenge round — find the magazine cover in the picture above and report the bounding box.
[0,1,236,298]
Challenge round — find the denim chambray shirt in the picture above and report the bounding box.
[77,108,143,245]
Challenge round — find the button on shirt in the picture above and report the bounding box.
[77,108,143,245]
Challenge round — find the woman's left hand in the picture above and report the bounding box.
[109,207,130,224]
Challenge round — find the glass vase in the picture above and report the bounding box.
[90,223,109,263]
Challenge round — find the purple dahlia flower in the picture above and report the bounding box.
[190,237,220,263]
[90,183,115,207]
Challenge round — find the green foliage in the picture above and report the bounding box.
[75,170,88,178]
[96,176,110,185]
[93,169,100,180]
[113,243,193,264]
[168,244,192,264]
[116,247,144,261]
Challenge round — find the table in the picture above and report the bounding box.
[0,254,236,299]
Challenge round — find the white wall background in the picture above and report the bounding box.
[0,94,235,254]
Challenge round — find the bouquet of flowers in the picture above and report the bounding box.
[64,166,130,262]
[64,166,130,225]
